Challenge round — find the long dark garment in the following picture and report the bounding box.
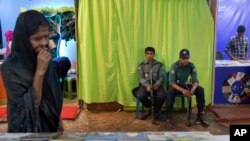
[1,59,63,132]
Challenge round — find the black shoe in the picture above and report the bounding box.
[153,111,160,120]
[140,111,151,120]
[196,114,209,127]
[166,119,175,129]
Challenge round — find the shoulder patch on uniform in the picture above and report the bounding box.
[138,61,145,69]
[193,68,197,72]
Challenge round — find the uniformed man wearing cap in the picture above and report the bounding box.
[166,49,209,129]
[133,47,167,120]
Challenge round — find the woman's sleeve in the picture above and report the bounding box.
[1,65,40,132]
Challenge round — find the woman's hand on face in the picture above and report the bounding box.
[36,48,51,76]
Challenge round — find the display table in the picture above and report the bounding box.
[0,132,229,141]
[214,60,250,104]
[0,60,7,105]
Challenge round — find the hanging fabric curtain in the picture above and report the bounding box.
[77,0,214,106]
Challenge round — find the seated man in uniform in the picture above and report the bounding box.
[133,47,167,120]
[166,49,209,129]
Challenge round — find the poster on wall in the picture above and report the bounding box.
[214,64,250,104]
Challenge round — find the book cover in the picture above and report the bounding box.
[19,132,62,141]
[85,132,116,141]
[147,132,173,141]
[116,132,148,141]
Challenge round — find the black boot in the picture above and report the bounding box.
[166,114,175,129]
[153,109,161,120]
[196,110,209,127]
[140,110,151,120]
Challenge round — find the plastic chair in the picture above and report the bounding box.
[133,87,162,119]
[136,96,144,119]
[132,87,143,119]
[176,92,185,111]
[63,74,77,99]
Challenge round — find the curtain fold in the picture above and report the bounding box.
[78,0,214,106]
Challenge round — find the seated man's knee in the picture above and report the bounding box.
[167,87,175,94]
[196,86,204,94]
[136,93,147,100]
[132,87,138,97]
[157,89,167,98]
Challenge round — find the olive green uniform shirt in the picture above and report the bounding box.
[169,60,198,86]
[138,59,165,87]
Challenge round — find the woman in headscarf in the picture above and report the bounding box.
[1,10,63,132]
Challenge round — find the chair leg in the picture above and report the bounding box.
[63,77,77,99]
[68,78,73,99]
[186,98,192,127]
[136,97,140,119]
[181,96,185,111]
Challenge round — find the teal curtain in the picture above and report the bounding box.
[78,0,214,107]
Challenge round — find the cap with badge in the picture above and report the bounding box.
[179,49,190,59]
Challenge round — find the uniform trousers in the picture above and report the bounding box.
[166,85,205,115]
[134,85,166,113]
